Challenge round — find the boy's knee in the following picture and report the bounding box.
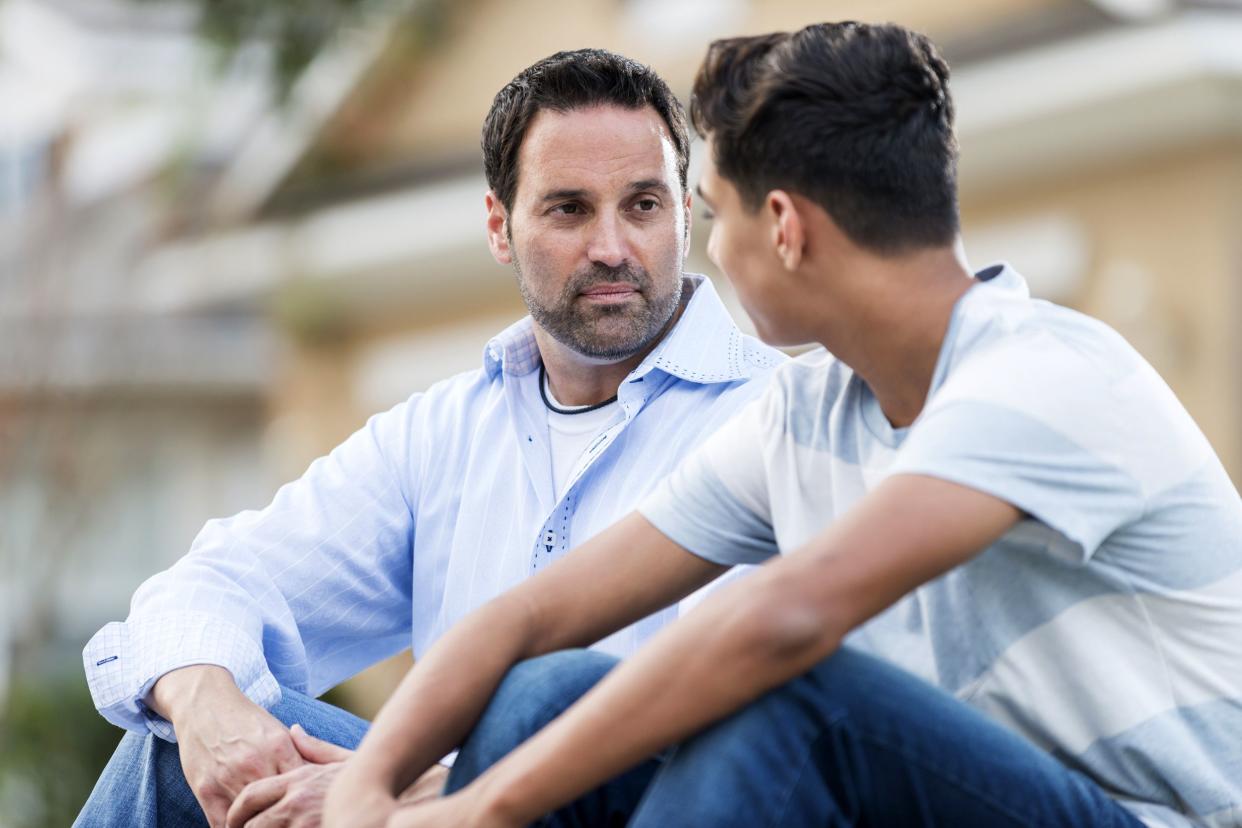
[495,649,618,711]
[452,650,618,785]
[480,650,618,739]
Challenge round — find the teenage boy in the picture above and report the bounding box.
[324,22,1242,828]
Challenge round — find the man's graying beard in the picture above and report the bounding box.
[517,261,683,360]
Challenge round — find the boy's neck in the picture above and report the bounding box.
[810,246,975,429]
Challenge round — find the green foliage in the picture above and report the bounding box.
[126,0,384,99]
[196,0,379,95]
[0,674,122,828]
[135,0,454,101]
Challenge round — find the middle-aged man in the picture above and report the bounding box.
[321,21,1242,828]
[75,49,783,827]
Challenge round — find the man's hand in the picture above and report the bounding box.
[148,666,304,828]
[225,724,450,827]
[223,725,347,828]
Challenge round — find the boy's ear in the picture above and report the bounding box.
[683,190,693,247]
[766,190,805,271]
[485,191,512,265]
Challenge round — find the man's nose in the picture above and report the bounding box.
[586,213,630,269]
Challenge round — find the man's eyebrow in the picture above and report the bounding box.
[695,184,715,206]
[629,179,672,195]
[540,188,589,202]
[539,180,671,202]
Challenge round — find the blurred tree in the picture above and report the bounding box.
[0,673,121,828]
[139,0,450,99]
[195,0,380,94]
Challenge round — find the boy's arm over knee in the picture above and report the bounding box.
[415,476,1018,827]
[323,512,725,827]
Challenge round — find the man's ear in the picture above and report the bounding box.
[485,191,512,265]
[767,190,804,271]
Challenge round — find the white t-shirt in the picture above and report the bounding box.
[640,264,1242,828]
[543,374,623,501]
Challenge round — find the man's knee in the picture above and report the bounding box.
[268,686,369,750]
[76,729,196,828]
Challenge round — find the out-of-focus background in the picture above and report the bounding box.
[1,0,1239,823]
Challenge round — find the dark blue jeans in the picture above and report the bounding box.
[74,688,369,827]
[448,648,1146,828]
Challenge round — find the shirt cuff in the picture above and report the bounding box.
[83,612,281,742]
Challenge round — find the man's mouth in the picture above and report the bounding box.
[580,283,640,302]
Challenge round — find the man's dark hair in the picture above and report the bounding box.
[482,49,690,213]
[690,22,959,254]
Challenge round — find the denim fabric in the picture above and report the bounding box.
[450,648,1147,828]
[449,649,663,828]
[73,688,368,827]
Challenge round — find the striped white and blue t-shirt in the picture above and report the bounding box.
[641,265,1242,828]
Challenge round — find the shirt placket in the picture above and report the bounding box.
[529,376,651,574]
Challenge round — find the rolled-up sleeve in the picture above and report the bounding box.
[83,396,423,740]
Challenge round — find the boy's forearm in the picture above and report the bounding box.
[466,566,840,824]
[348,592,540,794]
[341,512,725,808]
[463,476,1021,823]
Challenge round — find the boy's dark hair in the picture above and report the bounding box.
[483,49,690,213]
[690,22,959,254]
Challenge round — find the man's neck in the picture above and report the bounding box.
[537,286,691,407]
[809,248,974,429]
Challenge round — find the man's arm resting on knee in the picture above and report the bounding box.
[324,512,727,824]
[148,665,304,827]
[410,475,1019,827]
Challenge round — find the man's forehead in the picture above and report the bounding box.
[516,104,679,197]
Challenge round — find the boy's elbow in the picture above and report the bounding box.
[742,569,845,668]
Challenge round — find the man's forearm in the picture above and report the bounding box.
[148,664,246,725]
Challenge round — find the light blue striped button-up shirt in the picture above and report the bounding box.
[84,275,785,740]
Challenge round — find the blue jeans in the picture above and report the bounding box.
[74,688,369,827]
[448,648,1146,828]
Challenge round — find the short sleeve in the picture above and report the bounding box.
[890,337,1149,560]
[639,390,779,566]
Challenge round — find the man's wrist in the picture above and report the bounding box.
[147,664,241,725]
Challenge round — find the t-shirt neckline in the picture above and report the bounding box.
[857,264,1005,446]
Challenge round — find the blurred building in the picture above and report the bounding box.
[3,0,1240,718]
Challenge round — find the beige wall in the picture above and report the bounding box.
[287,2,1242,494]
[271,1,1242,710]
[962,142,1242,479]
[324,0,1074,167]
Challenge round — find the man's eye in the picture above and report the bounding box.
[634,198,659,212]
[554,203,580,215]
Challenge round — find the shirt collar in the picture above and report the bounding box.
[482,274,752,385]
